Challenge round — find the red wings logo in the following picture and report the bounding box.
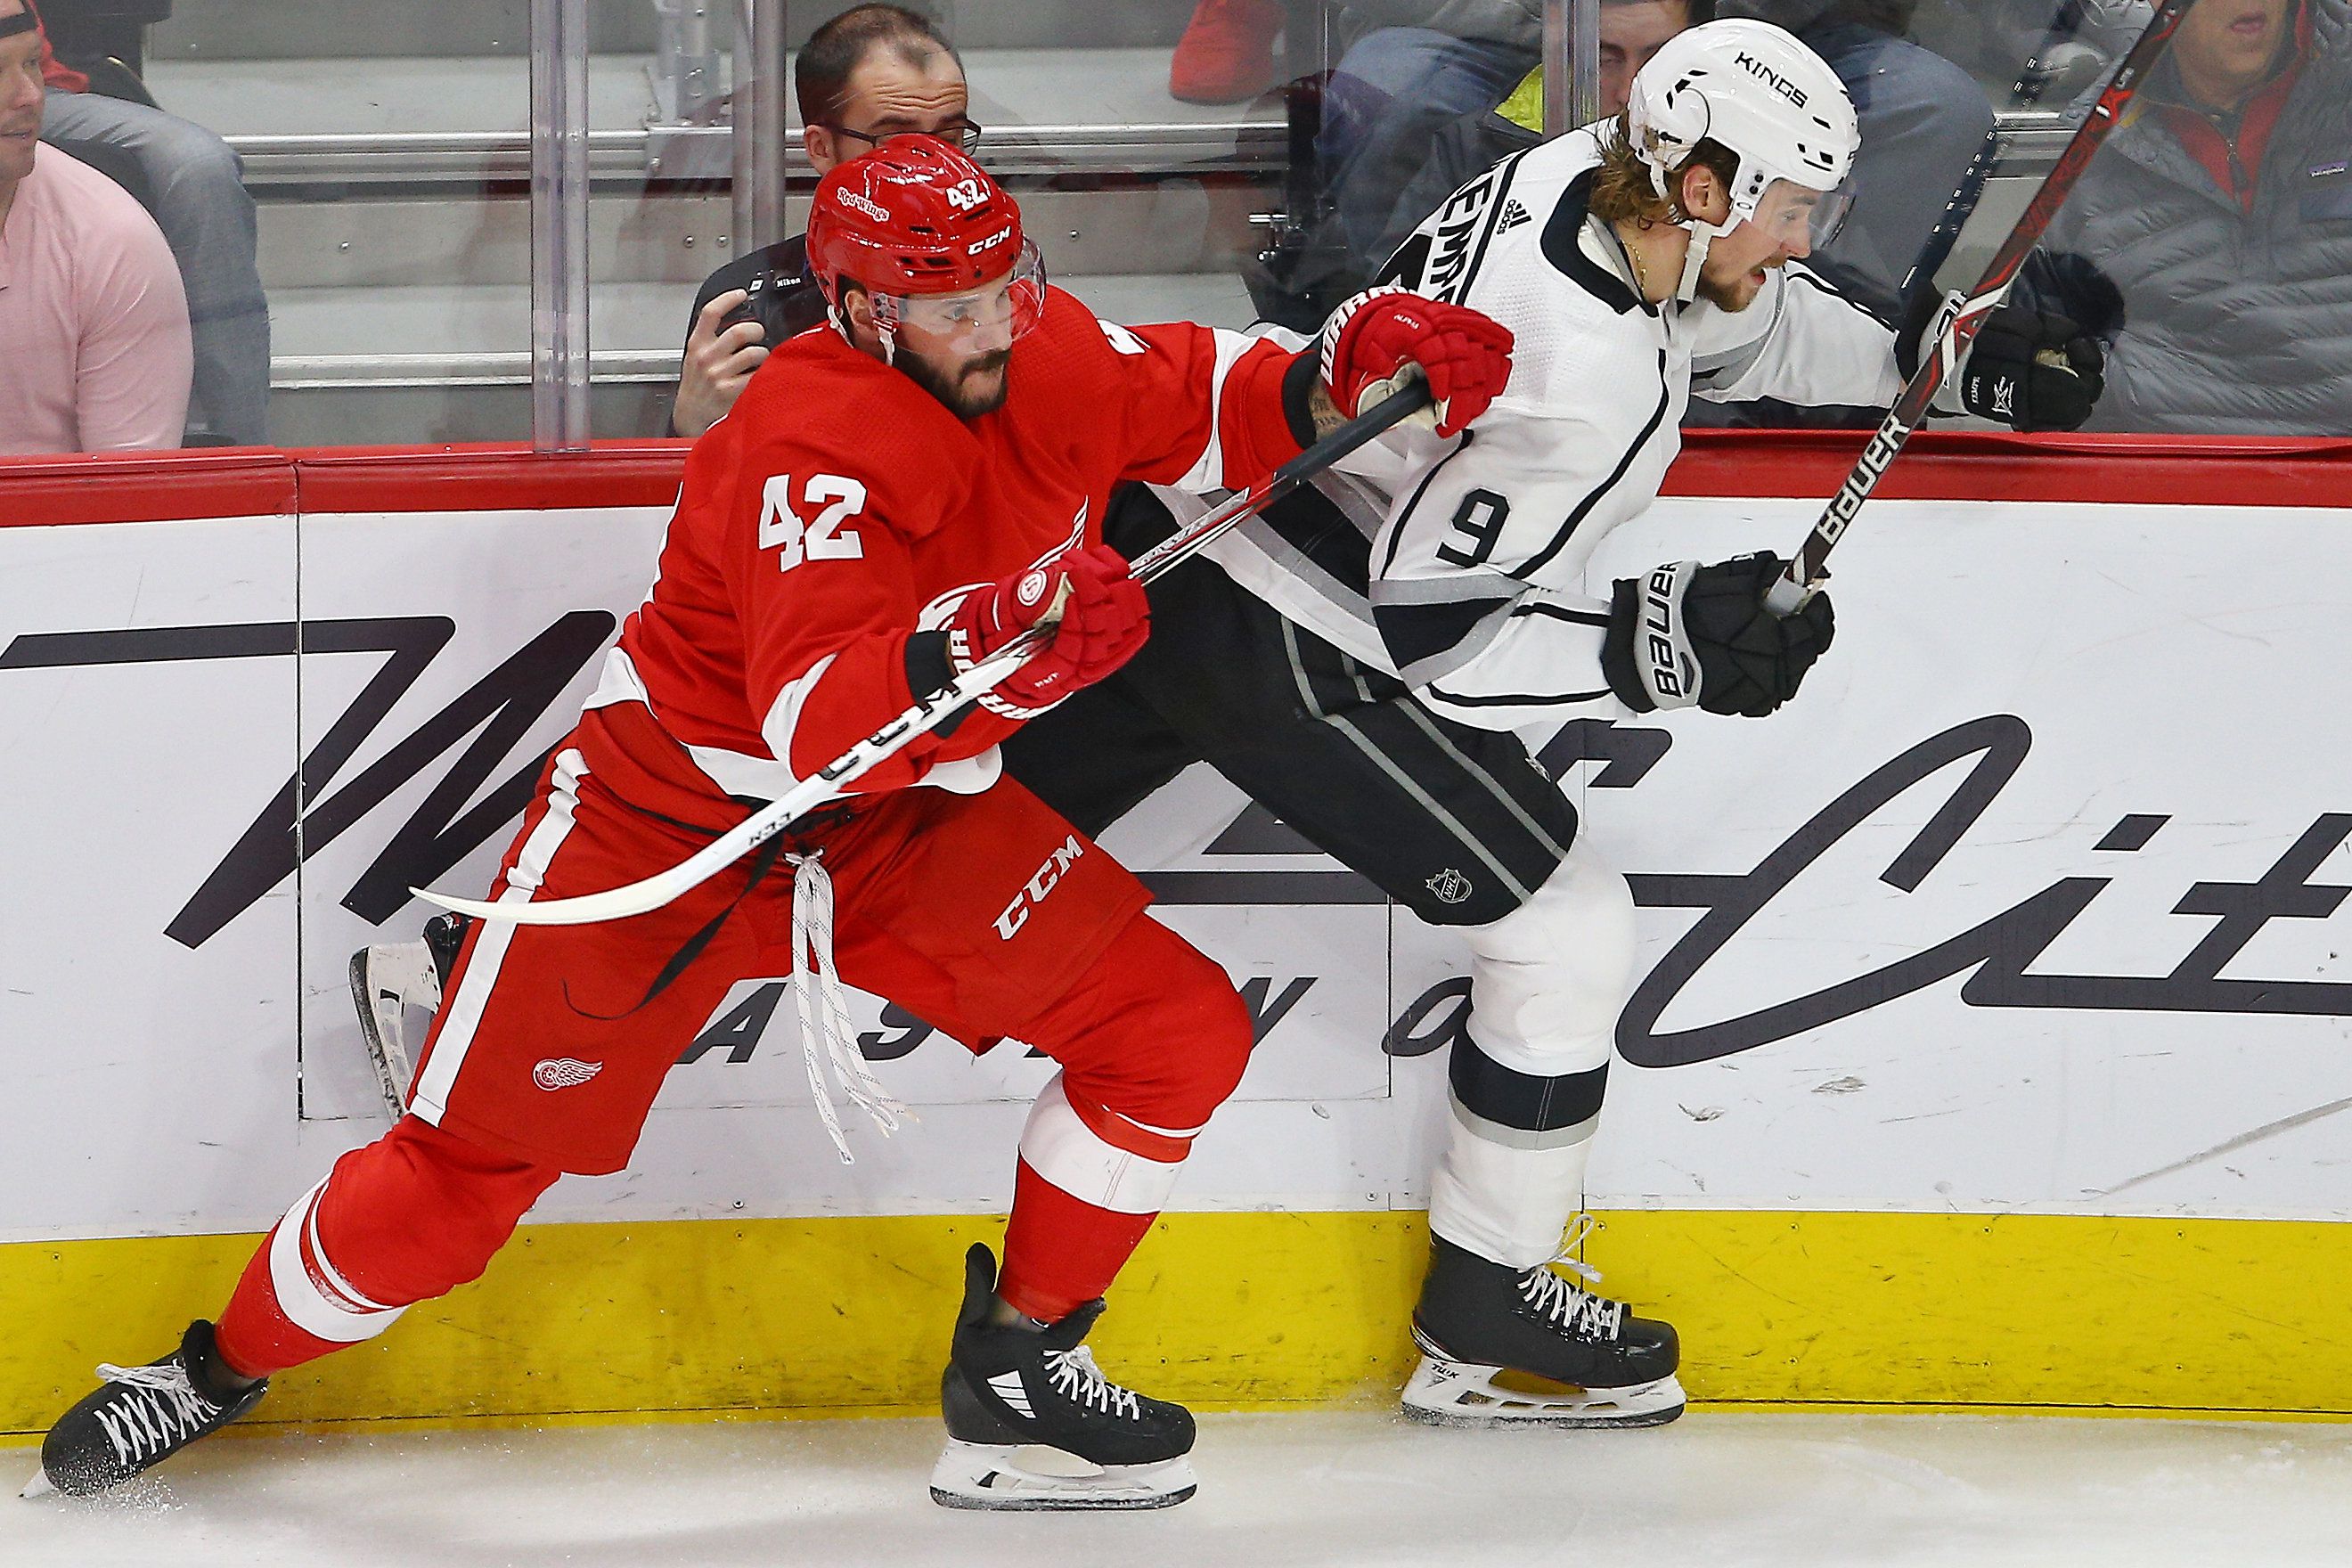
[532,1058,604,1090]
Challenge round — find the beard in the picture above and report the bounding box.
[1695,263,1766,314]
[900,345,1014,419]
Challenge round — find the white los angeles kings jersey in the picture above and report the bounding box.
[1178,124,1906,731]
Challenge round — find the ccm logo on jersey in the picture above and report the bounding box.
[1734,50,1809,107]
[993,834,1087,940]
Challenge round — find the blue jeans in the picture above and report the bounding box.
[1807,22,1996,318]
[1319,27,1535,269]
[43,88,271,446]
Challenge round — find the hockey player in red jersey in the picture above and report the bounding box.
[29,137,1514,1511]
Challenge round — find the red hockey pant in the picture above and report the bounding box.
[215,704,1254,1376]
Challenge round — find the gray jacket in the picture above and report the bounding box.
[2018,0,2352,434]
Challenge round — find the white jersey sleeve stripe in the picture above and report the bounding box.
[1172,327,1261,493]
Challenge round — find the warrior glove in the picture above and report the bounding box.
[1316,286,1515,438]
[1601,552,1835,719]
[1923,297,2106,432]
[948,544,1150,717]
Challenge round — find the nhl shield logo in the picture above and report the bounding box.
[533,1058,604,1090]
[1425,868,1473,905]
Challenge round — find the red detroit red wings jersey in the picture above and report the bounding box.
[608,285,1303,802]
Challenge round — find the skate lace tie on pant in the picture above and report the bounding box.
[788,850,906,1163]
[86,1362,220,1467]
[1045,1344,1141,1419]
[1519,1213,1625,1340]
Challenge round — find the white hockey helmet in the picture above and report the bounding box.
[1622,18,1859,298]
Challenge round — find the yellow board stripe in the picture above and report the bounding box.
[4,1209,2347,1435]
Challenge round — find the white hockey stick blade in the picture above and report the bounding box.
[412,385,1438,929]
[412,640,1039,927]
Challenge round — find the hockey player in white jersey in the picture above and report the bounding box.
[354,17,2103,1439]
[1070,16,2103,1429]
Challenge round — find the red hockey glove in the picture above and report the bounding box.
[949,544,1150,716]
[1316,285,1515,438]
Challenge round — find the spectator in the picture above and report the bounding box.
[1316,2,1706,291]
[2017,0,2352,434]
[668,3,977,437]
[30,0,269,445]
[1169,0,1286,104]
[0,0,191,453]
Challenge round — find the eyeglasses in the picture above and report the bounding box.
[821,119,984,155]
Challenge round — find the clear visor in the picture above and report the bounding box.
[871,240,1048,349]
[1745,177,1853,253]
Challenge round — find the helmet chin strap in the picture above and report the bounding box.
[828,298,899,366]
[1674,213,1738,304]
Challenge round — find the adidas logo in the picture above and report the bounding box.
[1498,199,1532,233]
[987,1370,1033,1417]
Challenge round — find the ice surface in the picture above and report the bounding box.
[6,1409,2350,1567]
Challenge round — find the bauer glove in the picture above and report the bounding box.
[1923,297,2106,432]
[1601,552,1835,719]
[1316,286,1515,438]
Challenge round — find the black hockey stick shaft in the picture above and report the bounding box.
[1764,0,2197,616]
[1127,381,1430,585]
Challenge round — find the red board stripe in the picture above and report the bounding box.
[0,434,2345,526]
[0,450,297,526]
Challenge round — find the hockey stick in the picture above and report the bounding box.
[415,382,1433,927]
[1762,0,2196,617]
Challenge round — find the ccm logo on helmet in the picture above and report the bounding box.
[968,224,1013,257]
[1734,49,1809,107]
[836,188,891,223]
[994,835,1086,941]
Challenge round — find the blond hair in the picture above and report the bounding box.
[1587,116,1742,230]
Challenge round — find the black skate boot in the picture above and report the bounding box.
[27,1320,267,1498]
[1404,1230,1685,1429]
[930,1243,1197,1510]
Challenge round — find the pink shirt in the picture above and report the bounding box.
[0,143,192,453]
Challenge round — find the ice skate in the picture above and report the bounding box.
[349,912,466,1120]
[28,1320,267,1498]
[1404,1230,1685,1430]
[930,1243,1197,1510]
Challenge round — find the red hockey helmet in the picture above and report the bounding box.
[807,134,1045,354]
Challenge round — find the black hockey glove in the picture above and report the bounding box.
[1601,553,1835,719]
[1954,304,2105,432]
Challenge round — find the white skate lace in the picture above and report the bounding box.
[1043,1345,1142,1421]
[787,851,906,1164]
[88,1361,223,1467]
[1517,1214,1626,1342]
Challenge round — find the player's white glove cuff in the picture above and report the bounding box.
[1621,559,1703,712]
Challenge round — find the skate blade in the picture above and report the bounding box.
[1401,1356,1686,1430]
[349,946,424,1122]
[927,1439,1196,1511]
[21,1466,55,1499]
